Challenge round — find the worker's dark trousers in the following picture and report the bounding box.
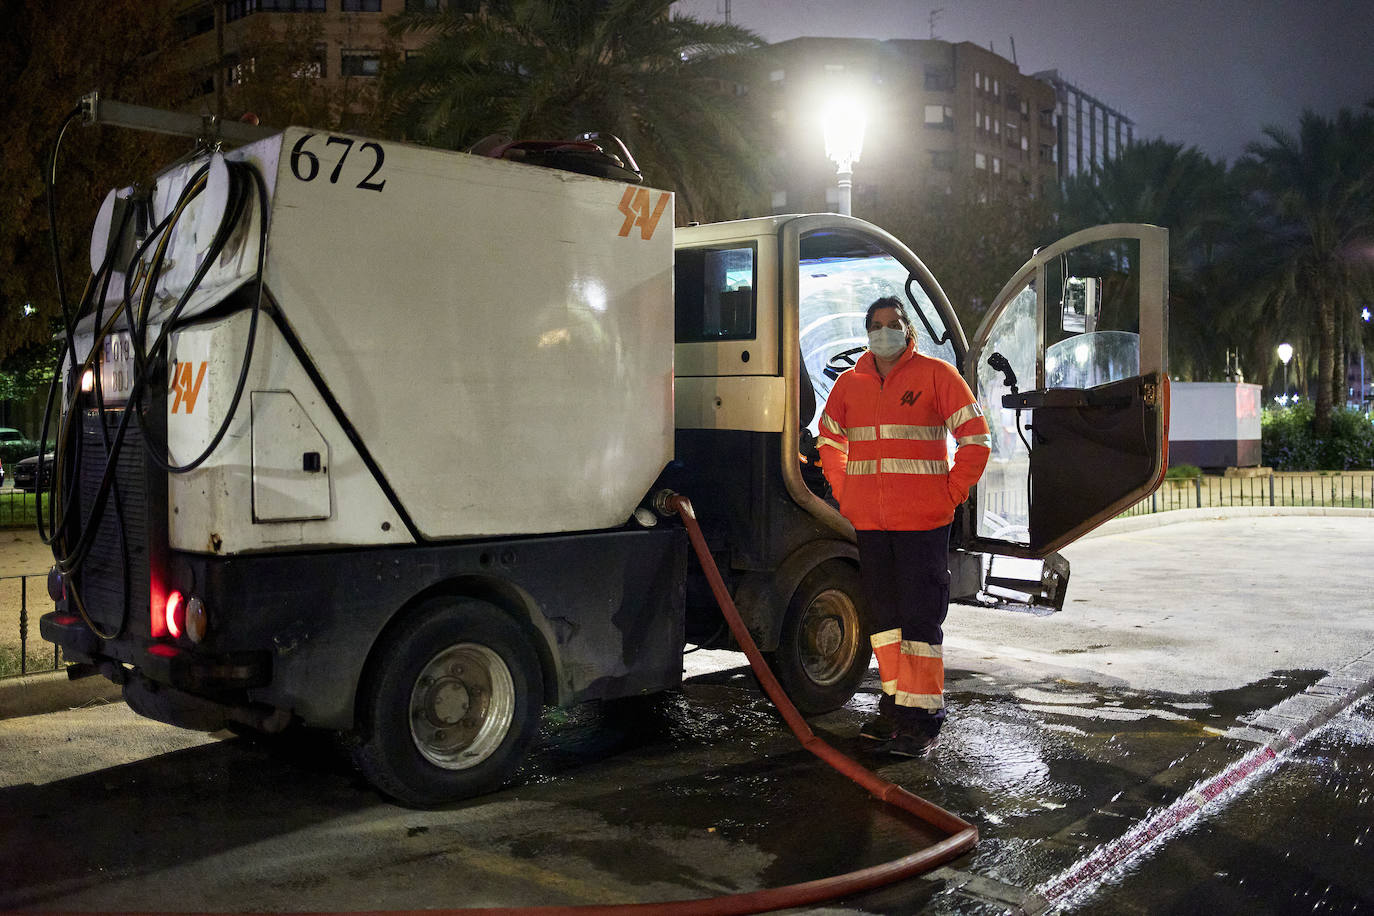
[856,525,951,738]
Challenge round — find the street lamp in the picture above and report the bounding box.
[1277,342,1293,405]
[822,96,866,216]
[1363,308,1371,412]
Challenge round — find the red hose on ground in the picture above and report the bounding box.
[315,495,978,916]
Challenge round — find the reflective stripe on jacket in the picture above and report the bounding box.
[818,342,990,531]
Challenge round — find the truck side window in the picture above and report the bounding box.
[674,244,756,342]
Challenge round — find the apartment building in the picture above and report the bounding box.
[1034,69,1135,181]
[171,0,432,124]
[759,37,1059,214]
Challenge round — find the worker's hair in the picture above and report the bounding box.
[865,296,916,345]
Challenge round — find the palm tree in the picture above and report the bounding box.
[1053,139,1241,381]
[380,0,770,224]
[1236,107,1374,433]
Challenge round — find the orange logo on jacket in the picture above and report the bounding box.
[617,187,669,240]
[170,361,208,414]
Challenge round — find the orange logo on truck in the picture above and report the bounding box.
[171,360,208,414]
[617,187,669,240]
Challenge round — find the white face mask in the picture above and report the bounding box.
[867,326,907,359]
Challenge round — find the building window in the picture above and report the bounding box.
[930,150,954,171]
[405,0,442,9]
[225,56,256,86]
[974,71,983,90]
[824,63,846,73]
[342,0,382,9]
[924,104,953,129]
[293,45,326,78]
[341,50,381,77]
[924,68,953,91]
[975,152,987,170]
[176,4,214,38]
[227,0,324,15]
[769,69,785,82]
[993,78,999,97]
[771,190,787,210]
[992,157,1001,174]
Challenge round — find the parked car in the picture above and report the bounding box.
[13,452,55,493]
[0,427,39,465]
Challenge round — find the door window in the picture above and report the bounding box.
[973,232,1160,549]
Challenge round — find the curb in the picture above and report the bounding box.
[1084,504,1374,540]
[0,669,123,721]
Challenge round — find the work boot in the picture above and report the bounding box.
[858,715,899,742]
[883,731,939,758]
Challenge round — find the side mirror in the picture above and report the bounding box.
[1061,276,1100,333]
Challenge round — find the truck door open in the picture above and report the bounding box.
[965,224,1169,569]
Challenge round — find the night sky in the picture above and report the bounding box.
[673,0,1374,165]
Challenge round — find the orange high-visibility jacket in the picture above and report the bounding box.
[818,343,991,531]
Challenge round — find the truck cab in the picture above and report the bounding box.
[668,214,1168,712]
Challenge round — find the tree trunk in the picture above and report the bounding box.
[1316,298,1335,435]
[1332,324,1346,412]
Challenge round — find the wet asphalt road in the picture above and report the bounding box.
[1,513,1372,914]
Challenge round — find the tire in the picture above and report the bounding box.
[767,560,869,716]
[350,597,543,807]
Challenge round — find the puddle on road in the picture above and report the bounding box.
[1072,696,1374,915]
[502,663,1342,913]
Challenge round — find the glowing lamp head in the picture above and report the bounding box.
[822,95,867,172]
[81,369,95,393]
[1277,343,1293,365]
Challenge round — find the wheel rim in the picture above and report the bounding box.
[799,587,862,686]
[408,643,515,770]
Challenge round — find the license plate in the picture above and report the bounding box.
[99,331,136,402]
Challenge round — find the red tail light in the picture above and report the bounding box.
[165,591,185,639]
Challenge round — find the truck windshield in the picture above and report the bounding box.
[798,230,956,436]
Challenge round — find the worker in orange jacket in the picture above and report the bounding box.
[818,296,991,757]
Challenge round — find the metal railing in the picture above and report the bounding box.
[1,573,62,679]
[1121,472,1374,516]
[0,489,39,528]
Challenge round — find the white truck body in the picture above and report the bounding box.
[94,130,674,551]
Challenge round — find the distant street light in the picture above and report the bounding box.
[1363,307,1370,411]
[822,95,866,217]
[1277,342,1293,402]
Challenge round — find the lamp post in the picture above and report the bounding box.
[1362,307,1371,412]
[1277,342,1293,405]
[822,97,866,216]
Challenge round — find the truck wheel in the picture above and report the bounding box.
[351,598,542,807]
[768,561,869,715]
